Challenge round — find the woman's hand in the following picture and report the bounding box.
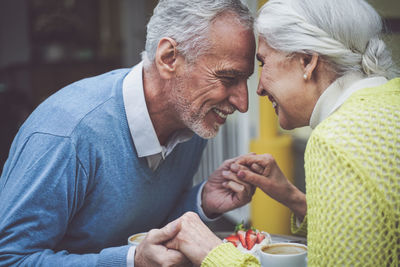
[227,154,307,221]
[164,212,223,266]
[202,154,256,217]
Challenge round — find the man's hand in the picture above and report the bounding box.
[201,154,256,217]
[165,212,222,266]
[134,220,191,267]
[232,153,307,221]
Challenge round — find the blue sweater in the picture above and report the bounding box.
[0,69,207,266]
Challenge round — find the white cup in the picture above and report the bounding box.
[258,242,307,267]
[127,232,147,246]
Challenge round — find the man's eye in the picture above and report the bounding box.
[221,77,237,85]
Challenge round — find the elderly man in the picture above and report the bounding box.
[0,0,256,266]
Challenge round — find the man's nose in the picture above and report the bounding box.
[229,81,249,113]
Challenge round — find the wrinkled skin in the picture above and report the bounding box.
[202,154,256,217]
[228,153,307,221]
[134,219,191,267]
[165,212,223,266]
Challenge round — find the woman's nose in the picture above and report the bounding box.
[257,83,268,96]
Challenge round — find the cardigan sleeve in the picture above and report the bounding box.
[290,214,307,237]
[201,243,260,267]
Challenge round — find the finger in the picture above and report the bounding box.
[168,253,191,267]
[149,219,181,244]
[250,163,264,175]
[224,153,257,168]
[222,170,256,198]
[235,154,272,166]
[232,161,267,176]
[164,249,189,264]
[237,169,270,188]
[229,163,250,173]
[223,180,245,193]
[164,238,178,250]
[222,170,248,186]
[235,154,275,176]
[154,248,189,267]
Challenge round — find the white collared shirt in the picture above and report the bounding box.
[309,73,388,129]
[122,61,193,171]
[122,62,211,267]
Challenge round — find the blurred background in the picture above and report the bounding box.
[1,0,399,234]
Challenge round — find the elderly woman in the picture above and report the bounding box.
[161,0,400,266]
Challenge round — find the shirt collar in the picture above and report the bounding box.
[122,61,193,158]
[309,73,388,129]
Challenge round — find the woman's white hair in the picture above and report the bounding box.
[256,0,399,79]
[142,0,253,68]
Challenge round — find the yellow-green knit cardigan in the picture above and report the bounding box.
[202,78,400,267]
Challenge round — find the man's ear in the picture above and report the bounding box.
[300,53,319,81]
[155,37,179,79]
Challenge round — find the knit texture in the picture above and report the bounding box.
[0,68,207,266]
[201,243,260,267]
[305,78,400,267]
[291,214,307,237]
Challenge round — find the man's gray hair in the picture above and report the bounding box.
[142,0,253,67]
[256,0,399,79]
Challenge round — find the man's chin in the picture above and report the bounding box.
[192,124,220,139]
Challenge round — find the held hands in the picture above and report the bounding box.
[165,212,223,266]
[134,220,191,267]
[229,154,307,221]
[201,155,256,217]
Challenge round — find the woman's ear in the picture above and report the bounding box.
[155,37,179,79]
[300,53,319,81]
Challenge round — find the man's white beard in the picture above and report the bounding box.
[169,77,220,139]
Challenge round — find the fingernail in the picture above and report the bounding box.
[222,170,230,176]
[231,163,239,171]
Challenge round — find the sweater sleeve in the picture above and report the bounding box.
[290,214,307,237]
[0,133,128,267]
[201,243,260,267]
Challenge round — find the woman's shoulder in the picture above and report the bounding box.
[314,78,400,139]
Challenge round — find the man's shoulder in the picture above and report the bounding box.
[70,68,131,90]
[22,68,131,138]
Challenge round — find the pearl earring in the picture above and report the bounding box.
[303,74,308,80]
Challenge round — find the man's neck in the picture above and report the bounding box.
[142,66,185,146]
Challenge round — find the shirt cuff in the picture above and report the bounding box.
[127,245,136,267]
[196,181,221,222]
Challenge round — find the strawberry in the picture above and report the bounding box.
[245,229,257,250]
[225,234,239,247]
[237,230,247,248]
[256,232,265,244]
